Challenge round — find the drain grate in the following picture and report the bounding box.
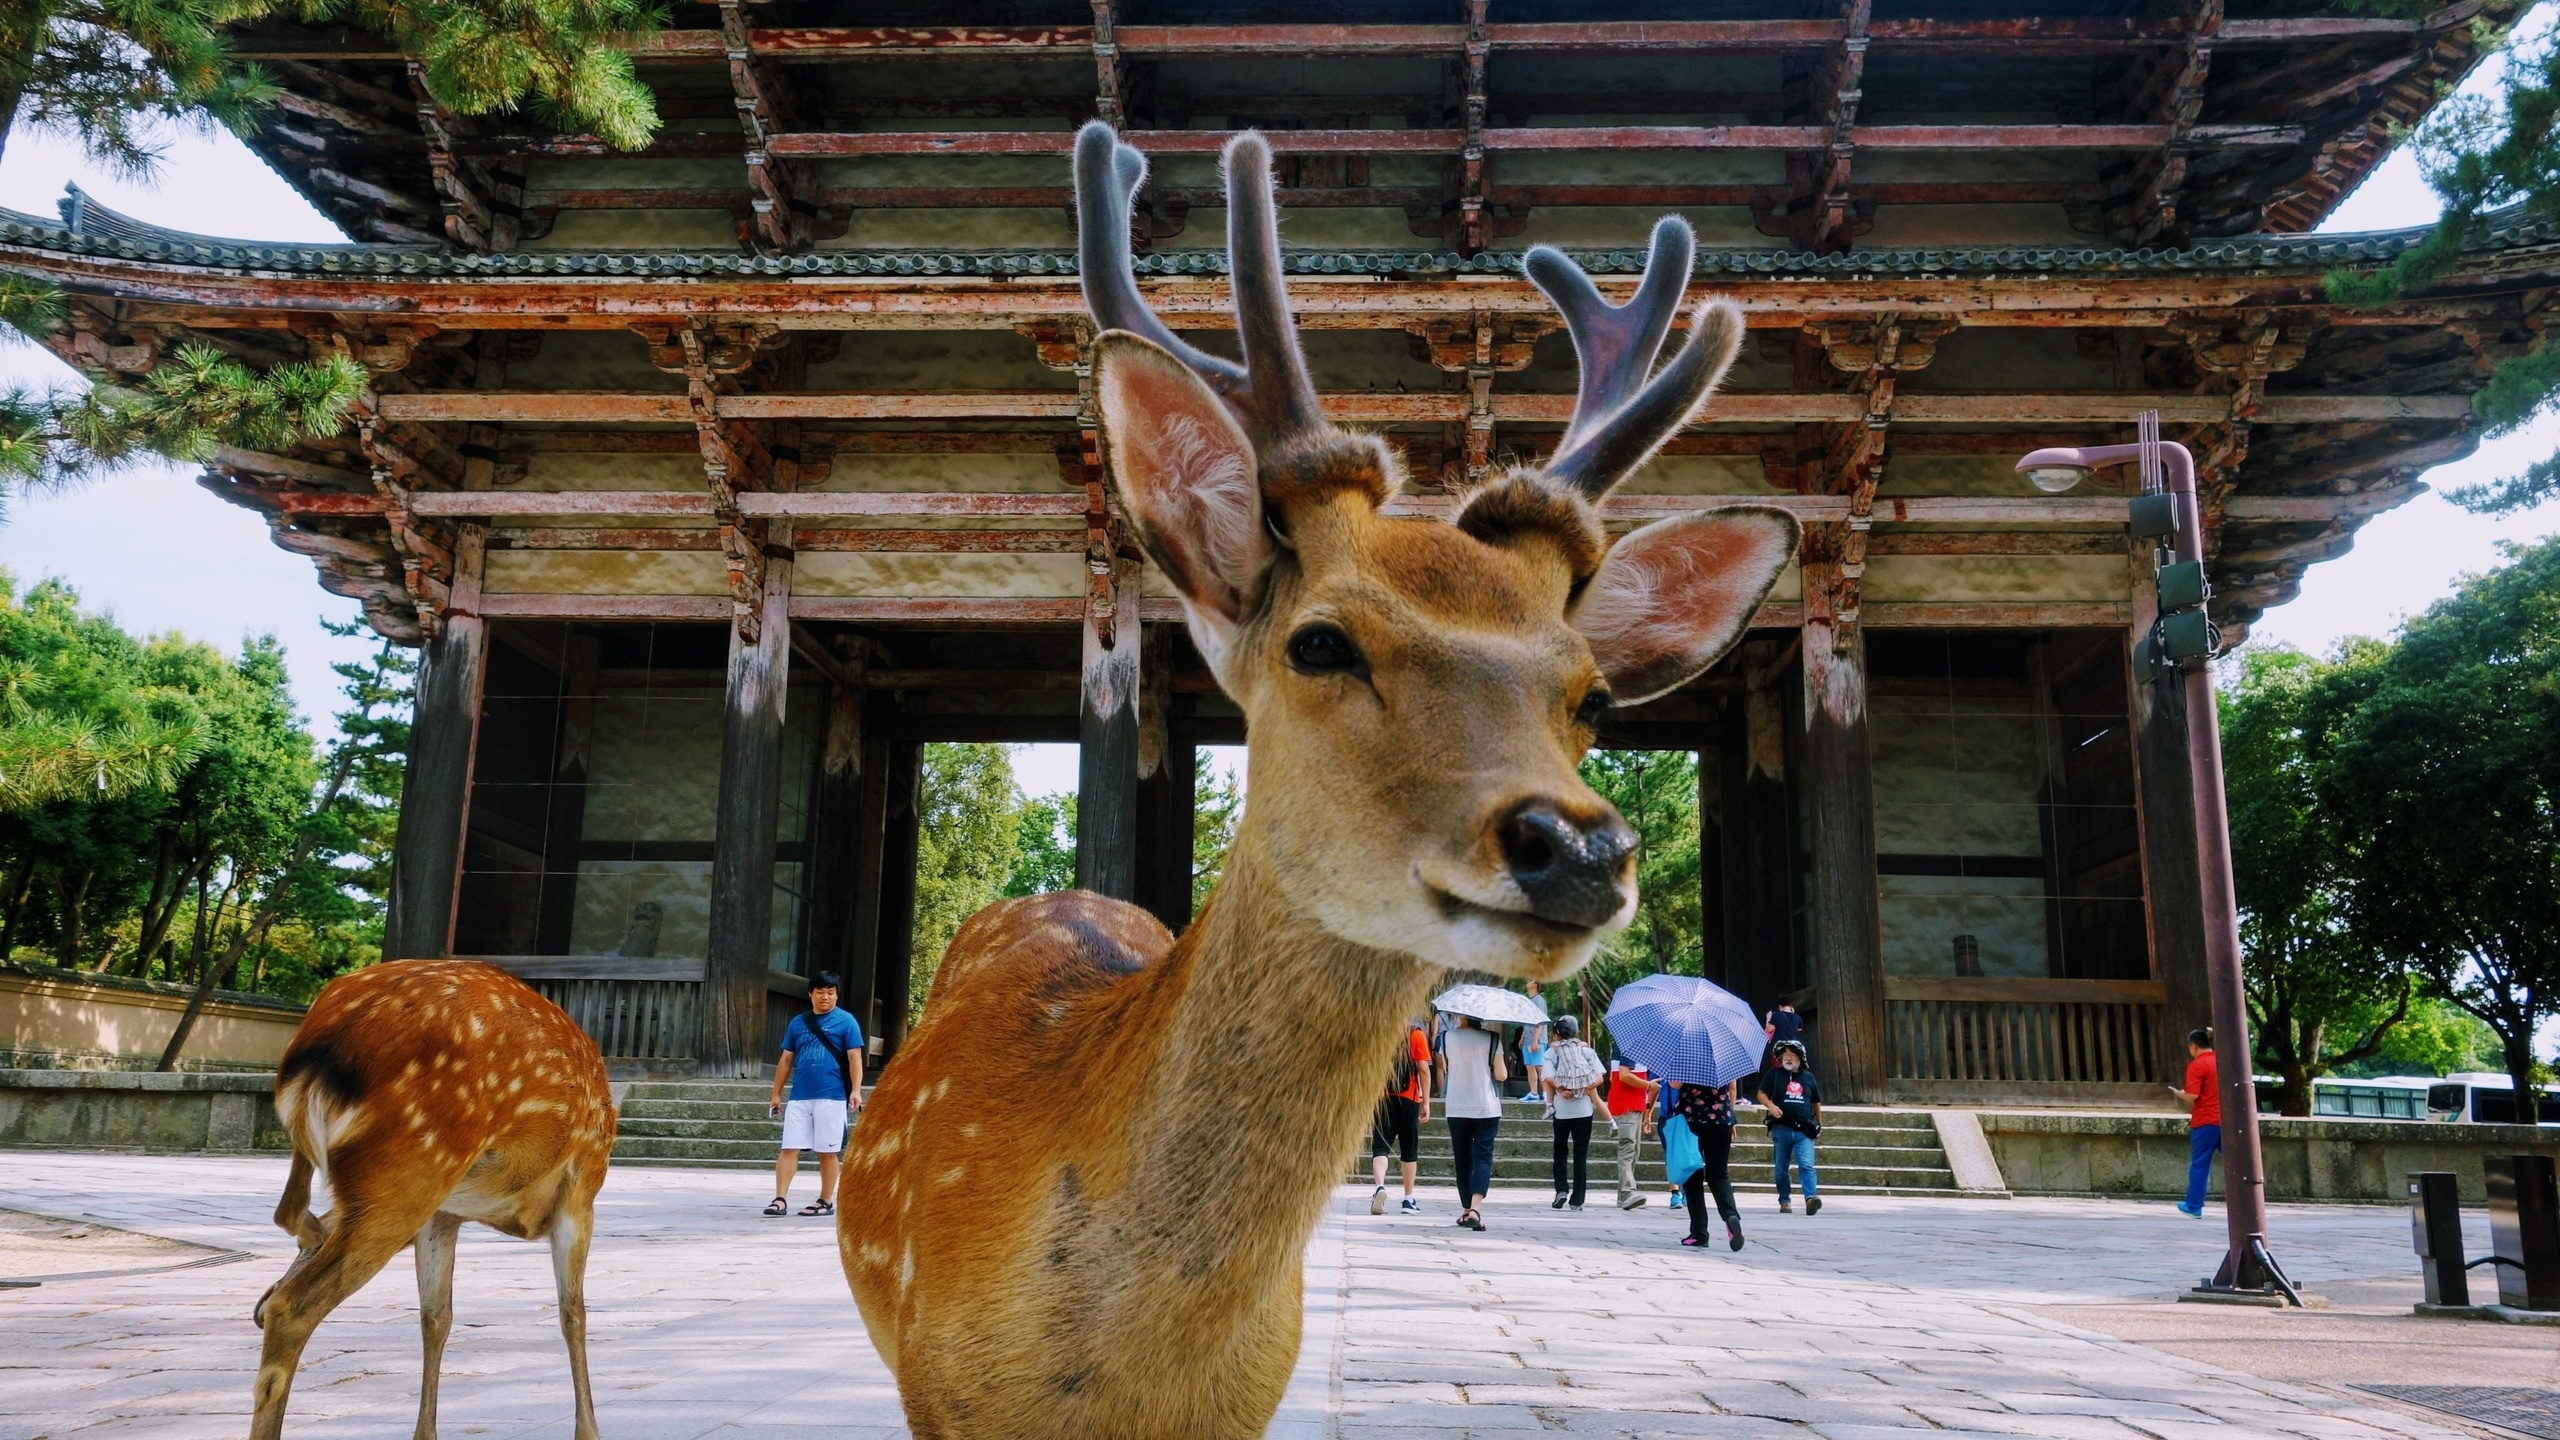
[2358,1386,2560,1439]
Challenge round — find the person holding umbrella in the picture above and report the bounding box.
[1670,1078,1743,1249]
[1431,984,1541,1231]
[1602,972,1771,1230]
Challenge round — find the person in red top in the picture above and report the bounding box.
[1602,1053,1660,1210]
[2169,1027,2220,1217]
[1370,1019,1435,1215]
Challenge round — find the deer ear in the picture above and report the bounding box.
[1572,510,1797,704]
[1093,330,1269,665]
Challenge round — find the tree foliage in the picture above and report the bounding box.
[2314,536,2560,1121]
[2325,6,2560,511]
[908,743,1027,1029]
[2221,645,2415,1115]
[1004,790,1073,900]
[1557,748,1703,1052]
[1190,754,1242,916]
[0,0,660,177]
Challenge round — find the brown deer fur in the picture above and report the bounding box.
[253,960,615,1440]
[837,124,1797,1439]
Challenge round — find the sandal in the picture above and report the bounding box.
[801,1198,835,1216]
[763,1198,788,1216]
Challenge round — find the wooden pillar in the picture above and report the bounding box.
[1696,723,1728,989]
[533,632,600,955]
[800,641,867,986]
[384,526,488,961]
[2129,540,2213,1066]
[843,724,894,1046]
[1077,553,1142,897]
[703,539,794,1078]
[1135,737,1198,933]
[1721,638,1797,1021]
[1802,552,1888,1102]
[875,738,923,1055]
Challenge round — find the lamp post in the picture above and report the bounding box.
[2013,432,2302,1305]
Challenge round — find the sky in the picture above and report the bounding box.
[2,16,2556,758]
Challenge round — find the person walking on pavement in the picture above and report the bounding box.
[766,971,865,1216]
[1603,1052,1660,1210]
[1755,1039,1822,1215]
[1442,1013,1507,1231]
[1672,1080,1744,1250]
[2170,1027,2221,1218]
[1370,1017,1435,1215]
[1521,981,1551,1115]
[1542,1016,1606,1210]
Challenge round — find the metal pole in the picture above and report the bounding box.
[2013,438,2297,1303]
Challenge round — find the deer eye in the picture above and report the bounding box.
[1574,689,1614,728]
[1286,624,1366,677]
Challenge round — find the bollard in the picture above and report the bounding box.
[2409,1171,2468,1307]
[2485,1154,2560,1312]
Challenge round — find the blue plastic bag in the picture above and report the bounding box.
[1662,1114,1702,1187]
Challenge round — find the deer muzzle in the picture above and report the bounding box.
[1498,801,1637,930]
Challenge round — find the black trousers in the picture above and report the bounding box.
[1684,1122,1740,1240]
[1447,1115,1500,1207]
[1550,1114,1593,1204]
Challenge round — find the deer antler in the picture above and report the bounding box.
[1073,120,1327,448]
[1524,217,1744,498]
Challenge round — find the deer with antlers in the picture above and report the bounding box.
[251,960,616,1440]
[835,121,1795,1440]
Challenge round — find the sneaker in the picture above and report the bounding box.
[1779,1202,1793,1213]
[1371,1186,1386,1215]
[2176,1202,2204,1218]
[1669,1192,1686,1209]
[1806,1197,1822,1216]
[1680,1234,1705,1247]
[1569,1203,1584,1212]
[1400,1197,1421,1215]
[1727,1226,1745,1251]
[1619,1195,1647,1210]
[1552,1194,1568,1209]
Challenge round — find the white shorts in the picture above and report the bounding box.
[780,1098,849,1154]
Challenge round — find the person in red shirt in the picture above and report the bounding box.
[1602,1053,1660,1210]
[1369,1019,1435,1215]
[2169,1027,2220,1217]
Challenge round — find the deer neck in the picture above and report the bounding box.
[1128,818,1438,1288]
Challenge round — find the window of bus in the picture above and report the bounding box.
[1867,628,2147,981]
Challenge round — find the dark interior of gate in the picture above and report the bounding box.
[8,0,2548,1102]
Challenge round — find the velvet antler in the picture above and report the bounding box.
[1073,120,1327,450]
[1523,217,1745,498]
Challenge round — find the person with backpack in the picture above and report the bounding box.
[1753,1038,1822,1215]
[1441,1012,1507,1231]
[1541,1015,1606,1210]
[766,970,865,1217]
[1370,1017,1435,1215]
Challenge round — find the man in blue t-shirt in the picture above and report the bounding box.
[765,971,865,1216]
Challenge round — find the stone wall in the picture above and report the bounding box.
[0,1069,289,1153]
[1980,1111,2560,1203]
[0,963,306,1071]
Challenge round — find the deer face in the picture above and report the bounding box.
[1078,124,1796,978]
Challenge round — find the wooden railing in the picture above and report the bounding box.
[1884,977,2164,1086]
[472,957,706,1061]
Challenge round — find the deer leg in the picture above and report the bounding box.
[548,1203,600,1440]
[412,1212,463,1440]
[250,1202,421,1440]
[272,1152,314,1241]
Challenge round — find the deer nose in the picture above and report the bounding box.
[1499,802,1636,929]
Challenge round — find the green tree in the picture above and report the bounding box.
[1004,791,1074,898]
[2335,994,2507,1079]
[908,743,1024,1029]
[2321,536,2560,1122]
[1558,748,1703,1053]
[1190,757,1242,916]
[2325,7,2560,511]
[0,0,660,177]
[2222,645,2413,1115]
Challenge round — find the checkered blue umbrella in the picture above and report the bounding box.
[1602,973,1764,1086]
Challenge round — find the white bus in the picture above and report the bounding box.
[2309,1075,2436,1121]
[2425,1072,2560,1125]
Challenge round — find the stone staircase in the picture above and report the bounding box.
[1350,1098,1967,1198]
[614,1081,1967,1197]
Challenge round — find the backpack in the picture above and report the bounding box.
[1388,1027,1423,1098]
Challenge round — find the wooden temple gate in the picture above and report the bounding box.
[4,1,2544,1102]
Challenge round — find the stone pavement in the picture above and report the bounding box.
[0,1151,2542,1440]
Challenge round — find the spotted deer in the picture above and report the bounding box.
[253,959,616,1440]
[835,122,1796,1440]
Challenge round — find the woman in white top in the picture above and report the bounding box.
[1541,1015,1606,1210]
[1440,1014,1507,1231]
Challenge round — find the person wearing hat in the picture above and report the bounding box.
[1752,1039,1823,1215]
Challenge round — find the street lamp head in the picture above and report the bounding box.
[2024,464,2088,493]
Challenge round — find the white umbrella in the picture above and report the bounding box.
[1430,983,1550,1026]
